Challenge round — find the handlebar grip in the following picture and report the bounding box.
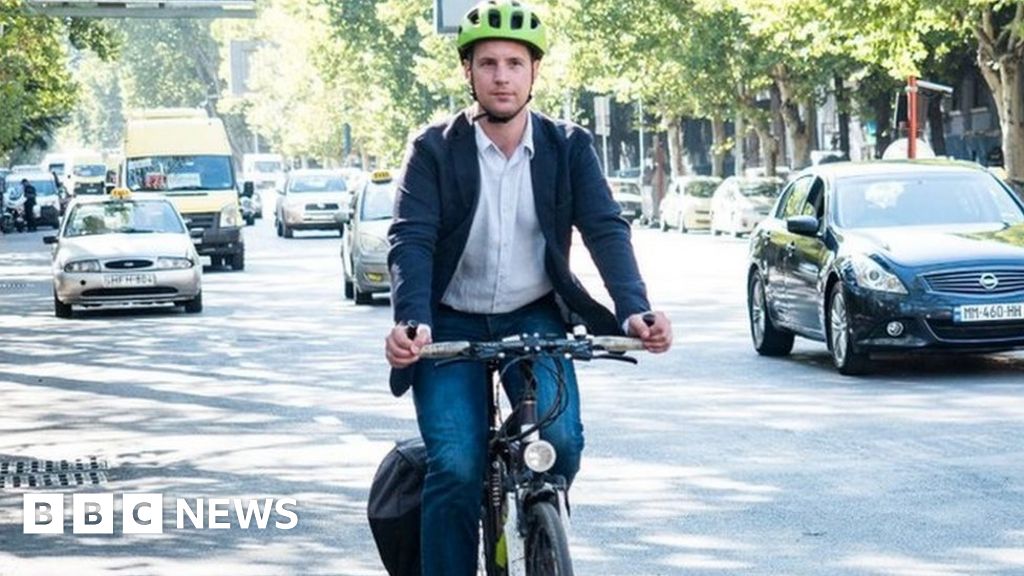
[591,336,646,352]
[419,341,471,358]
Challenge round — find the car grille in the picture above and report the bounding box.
[184,212,217,230]
[923,269,1024,295]
[82,287,178,297]
[105,259,153,270]
[305,203,339,211]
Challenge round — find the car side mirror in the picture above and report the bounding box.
[241,181,254,198]
[43,235,58,245]
[786,215,820,236]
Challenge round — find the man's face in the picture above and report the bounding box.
[464,40,540,118]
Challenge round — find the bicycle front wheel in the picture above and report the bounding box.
[525,501,574,576]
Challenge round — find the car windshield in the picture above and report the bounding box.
[290,175,346,193]
[685,181,719,198]
[73,164,106,178]
[361,182,397,221]
[254,161,282,173]
[125,155,234,192]
[835,172,1024,228]
[738,180,783,197]
[64,201,185,237]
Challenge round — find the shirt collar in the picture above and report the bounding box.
[473,113,535,159]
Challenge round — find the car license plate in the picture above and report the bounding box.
[955,302,1024,323]
[103,273,156,288]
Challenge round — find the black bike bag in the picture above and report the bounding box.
[367,437,427,576]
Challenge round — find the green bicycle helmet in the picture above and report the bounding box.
[457,0,548,60]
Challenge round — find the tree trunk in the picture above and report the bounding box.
[666,116,686,180]
[927,95,947,156]
[652,132,668,211]
[753,121,778,177]
[835,75,851,158]
[775,72,813,169]
[711,117,726,178]
[975,6,1024,181]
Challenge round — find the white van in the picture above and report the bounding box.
[41,151,108,196]
[242,153,286,192]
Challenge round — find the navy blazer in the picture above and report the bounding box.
[387,109,650,396]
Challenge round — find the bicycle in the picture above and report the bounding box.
[418,327,647,576]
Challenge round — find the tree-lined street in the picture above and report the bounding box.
[2,221,1023,574]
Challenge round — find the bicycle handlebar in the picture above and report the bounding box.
[419,335,646,360]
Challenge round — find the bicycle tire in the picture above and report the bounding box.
[525,501,574,576]
[481,497,505,576]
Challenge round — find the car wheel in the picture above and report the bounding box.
[828,283,870,375]
[748,274,793,356]
[275,219,283,237]
[283,223,293,238]
[344,278,354,300]
[659,216,669,232]
[678,213,688,234]
[231,251,245,271]
[245,215,255,226]
[184,291,203,313]
[54,293,72,319]
[354,284,373,305]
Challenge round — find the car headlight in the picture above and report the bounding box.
[846,255,907,294]
[219,204,241,227]
[358,233,389,253]
[64,259,101,273]
[155,257,194,270]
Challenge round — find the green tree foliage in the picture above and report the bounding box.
[0,1,116,158]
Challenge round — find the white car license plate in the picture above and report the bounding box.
[103,273,157,288]
[955,302,1024,323]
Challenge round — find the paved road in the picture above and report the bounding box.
[1,220,1023,575]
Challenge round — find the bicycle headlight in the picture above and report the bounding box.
[523,440,557,473]
[847,255,907,294]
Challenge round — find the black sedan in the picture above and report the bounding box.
[747,160,1024,374]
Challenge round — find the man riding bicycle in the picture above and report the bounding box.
[385,1,673,573]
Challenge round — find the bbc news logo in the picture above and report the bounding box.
[23,493,298,534]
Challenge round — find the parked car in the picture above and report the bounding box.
[275,169,351,238]
[341,170,395,305]
[747,160,1024,375]
[710,176,784,236]
[45,189,202,318]
[659,176,721,233]
[606,177,643,223]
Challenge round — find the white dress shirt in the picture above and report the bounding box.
[441,115,553,313]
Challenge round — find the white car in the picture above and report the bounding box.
[342,170,395,305]
[709,176,784,237]
[45,191,202,318]
[660,176,721,233]
[275,169,351,238]
[5,171,62,228]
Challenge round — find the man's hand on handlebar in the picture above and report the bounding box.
[385,322,433,368]
[626,311,673,354]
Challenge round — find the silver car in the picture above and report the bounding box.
[45,193,203,318]
[275,169,351,238]
[342,170,395,305]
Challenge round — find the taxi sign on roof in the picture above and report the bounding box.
[371,170,393,183]
[109,187,132,200]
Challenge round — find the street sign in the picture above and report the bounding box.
[435,0,476,34]
[594,96,610,136]
[23,0,256,19]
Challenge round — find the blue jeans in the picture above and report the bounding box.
[413,296,583,576]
